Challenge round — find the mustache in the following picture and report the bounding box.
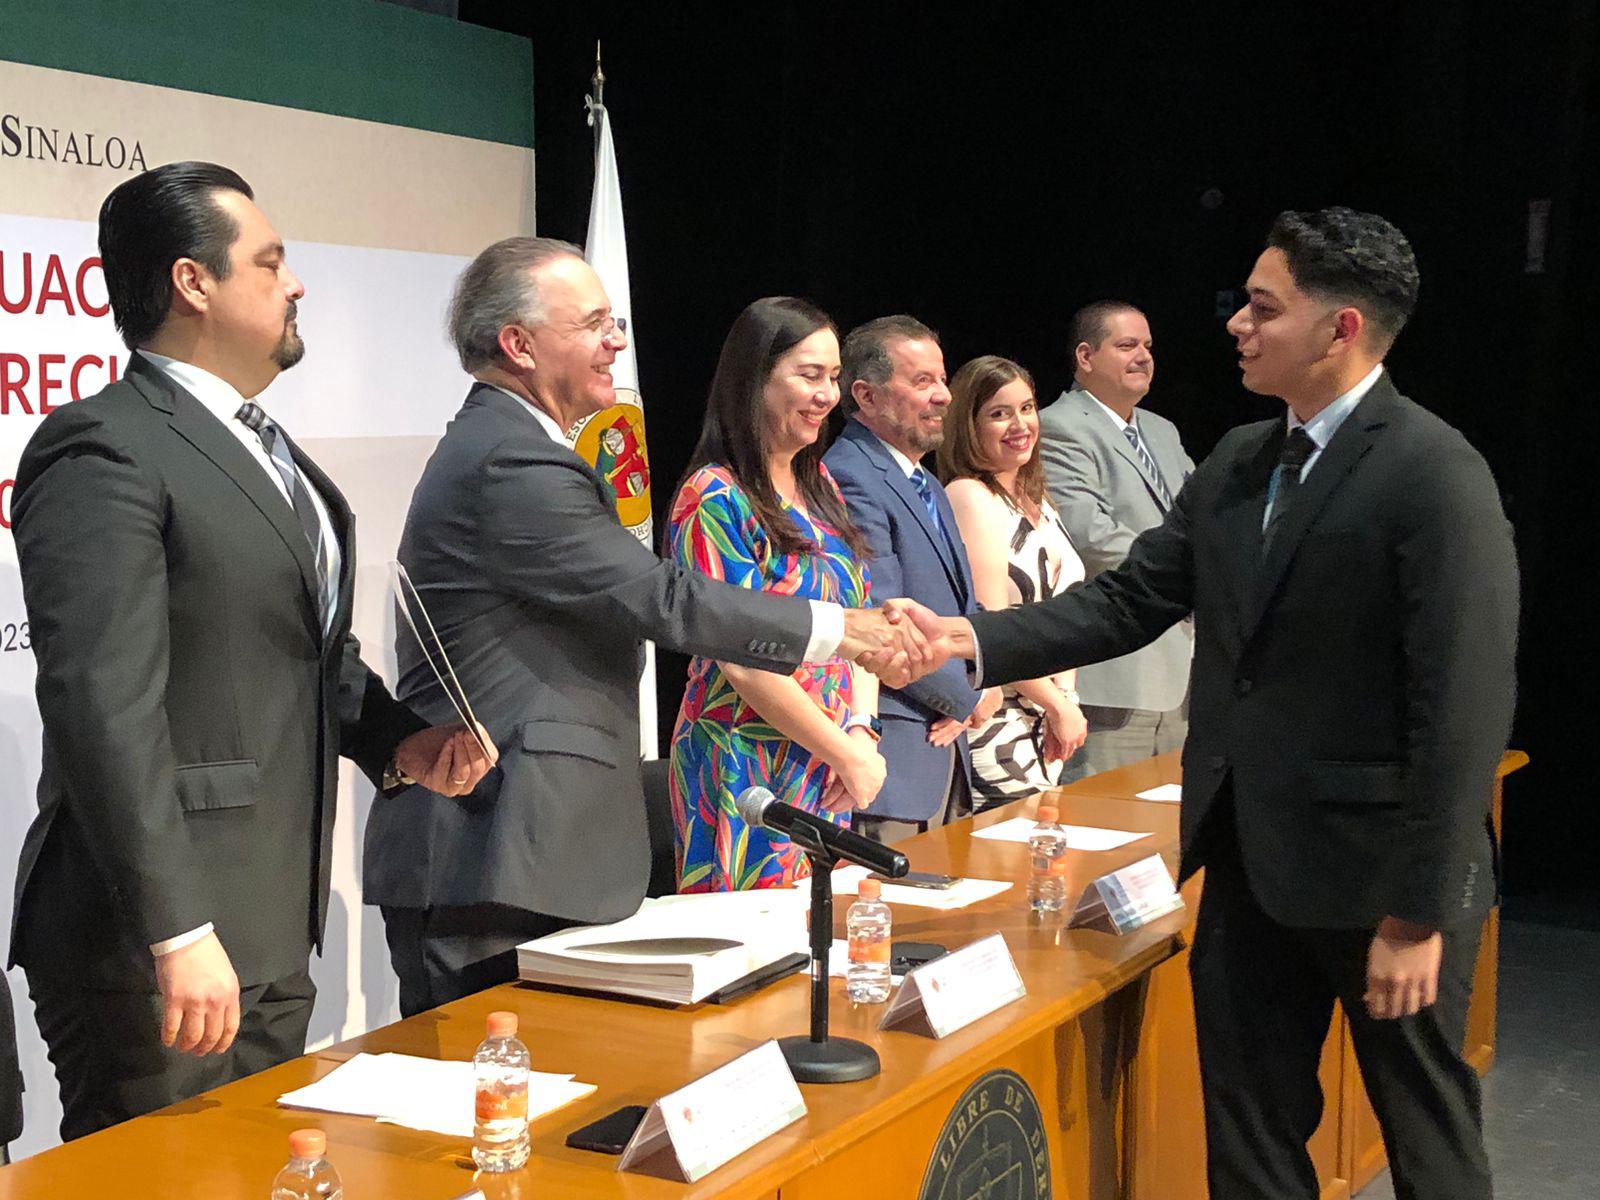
[285,301,299,326]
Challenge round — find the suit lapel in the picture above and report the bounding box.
[281,429,355,646]
[128,356,324,638]
[846,422,967,600]
[1241,383,1394,642]
[1216,424,1279,639]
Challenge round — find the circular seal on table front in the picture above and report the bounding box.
[918,1068,1051,1200]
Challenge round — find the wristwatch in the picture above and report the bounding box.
[845,714,884,741]
[1058,686,1081,706]
[381,757,418,792]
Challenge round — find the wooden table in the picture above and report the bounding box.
[0,750,1523,1198]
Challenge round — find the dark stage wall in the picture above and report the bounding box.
[463,2,1597,905]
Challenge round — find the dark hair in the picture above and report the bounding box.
[675,297,868,560]
[1267,207,1420,347]
[840,314,939,414]
[937,355,1045,507]
[98,161,254,349]
[1068,299,1143,376]
[449,236,584,371]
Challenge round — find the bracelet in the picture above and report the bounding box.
[1057,687,1080,706]
[844,714,883,742]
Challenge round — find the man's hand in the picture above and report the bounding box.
[154,931,240,1056]
[394,722,498,796]
[881,600,973,680]
[841,604,930,688]
[1364,916,1443,1020]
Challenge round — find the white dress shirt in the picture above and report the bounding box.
[1263,363,1384,528]
[141,353,343,958]
[488,385,843,661]
[1289,362,1384,480]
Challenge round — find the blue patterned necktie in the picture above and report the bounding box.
[236,401,332,625]
[910,466,946,534]
[911,466,962,565]
[1123,420,1173,509]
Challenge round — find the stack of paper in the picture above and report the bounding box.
[973,817,1148,850]
[278,1052,594,1137]
[516,889,810,1005]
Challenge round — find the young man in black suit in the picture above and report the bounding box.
[912,208,1518,1199]
[9,162,493,1139]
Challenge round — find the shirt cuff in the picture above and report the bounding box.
[806,600,844,662]
[969,636,985,689]
[150,922,215,957]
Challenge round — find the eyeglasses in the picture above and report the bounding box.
[583,313,627,339]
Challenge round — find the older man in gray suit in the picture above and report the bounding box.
[1038,301,1195,773]
[364,238,916,1015]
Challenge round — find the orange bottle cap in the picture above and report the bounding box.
[486,1010,518,1038]
[1036,804,1059,822]
[857,877,883,900]
[288,1129,326,1159]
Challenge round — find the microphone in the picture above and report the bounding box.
[736,786,910,879]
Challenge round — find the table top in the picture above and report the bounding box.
[1,751,1525,1198]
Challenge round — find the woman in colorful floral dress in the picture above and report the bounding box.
[667,297,884,892]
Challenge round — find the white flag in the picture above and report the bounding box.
[576,102,659,758]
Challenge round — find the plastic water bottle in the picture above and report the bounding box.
[270,1129,343,1199]
[473,1010,532,1172]
[846,877,893,1002]
[1028,804,1070,913]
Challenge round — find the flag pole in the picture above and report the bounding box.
[588,41,605,157]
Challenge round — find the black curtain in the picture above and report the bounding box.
[461,1,1599,908]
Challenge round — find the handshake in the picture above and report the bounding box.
[836,599,977,687]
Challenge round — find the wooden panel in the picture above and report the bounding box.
[778,1016,1128,1200]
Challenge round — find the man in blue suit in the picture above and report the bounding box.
[824,316,992,841]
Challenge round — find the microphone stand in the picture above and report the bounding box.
[778,821,881,1084]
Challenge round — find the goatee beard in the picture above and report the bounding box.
[272,326,305,371]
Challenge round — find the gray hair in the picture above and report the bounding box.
[448,235,583,371]
[840,314,939,413]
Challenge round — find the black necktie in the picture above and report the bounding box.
[236,401,331,625]
[1263,427,1318,553]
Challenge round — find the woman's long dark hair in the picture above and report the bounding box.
[672,296,868,559]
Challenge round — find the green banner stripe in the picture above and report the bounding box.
[3,0,532,147]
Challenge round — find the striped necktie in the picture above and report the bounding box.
[236,401,332,626]
[910,466,960,562]
[1123,421,1173,509]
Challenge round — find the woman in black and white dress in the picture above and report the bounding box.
[940,355,1089,809]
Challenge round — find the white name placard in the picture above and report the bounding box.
[1068,853,1185,934]
[878,932,1025,1039]
[618,1040,806,1183]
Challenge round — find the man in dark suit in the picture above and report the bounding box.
[913,208,1517,1199]
[1,986,18,1158]
[364,239,916,1015]
[9,162,492,1139]
[823,316,992,842]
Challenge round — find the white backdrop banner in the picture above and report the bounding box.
[0,57,533,1157]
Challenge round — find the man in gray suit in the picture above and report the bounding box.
[1038,301,1195,773]
[364,238,916,1015]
